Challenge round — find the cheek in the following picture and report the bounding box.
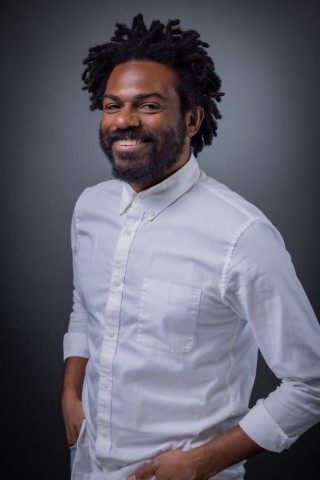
[100,115,113,132]
[103,127,117,138]
[101,118,108,129]
[147,117,175,134]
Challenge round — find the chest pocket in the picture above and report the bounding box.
[137,277,201,353]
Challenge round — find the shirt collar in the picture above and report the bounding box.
[119,154,200,220]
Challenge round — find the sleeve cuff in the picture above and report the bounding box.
[239,399,298,452]
[63,332,89,360]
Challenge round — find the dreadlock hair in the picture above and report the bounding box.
[82,13,224,157]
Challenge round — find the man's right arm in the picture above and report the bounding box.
[61,356,88,446]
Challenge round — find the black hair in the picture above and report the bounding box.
[82,13,224,156]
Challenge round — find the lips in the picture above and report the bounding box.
[107,127,156,146]
[116,139,142,146]
[113,138,147,153]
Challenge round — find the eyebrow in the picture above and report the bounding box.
[102,92,167,102]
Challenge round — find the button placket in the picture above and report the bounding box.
[95,204,145,457]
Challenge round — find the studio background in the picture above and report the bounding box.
[2,1,319,478]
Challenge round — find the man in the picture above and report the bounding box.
[61,13,320,480]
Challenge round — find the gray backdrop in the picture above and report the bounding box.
[2,0,319,478]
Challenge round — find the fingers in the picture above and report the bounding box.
[67,435,79,446]
[128,461,156,480]
[66,418,84,445]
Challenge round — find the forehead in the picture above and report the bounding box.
[105,60,179,99]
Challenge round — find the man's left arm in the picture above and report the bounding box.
[129,219,320,480]
[224,219,320,451]
[128,425,263,480]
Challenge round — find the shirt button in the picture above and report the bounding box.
[113,278,121,287]
[124,228,132,236]
[108,330,115,338]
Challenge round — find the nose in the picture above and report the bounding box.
[111,107,140,130]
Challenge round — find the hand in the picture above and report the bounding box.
[61,394,84,446]
[127,449,207,480]
[62,356,88,445]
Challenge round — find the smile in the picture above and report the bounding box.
[112,138,148,153]
[116,139,142,146]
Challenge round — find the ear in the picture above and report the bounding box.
[185,107,204,138]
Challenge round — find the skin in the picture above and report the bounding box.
[99,60,204,192]
[61,356,87,446]
[62,60,263,479]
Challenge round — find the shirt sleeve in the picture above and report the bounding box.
[222,219,320,452]
[63,208,89,360]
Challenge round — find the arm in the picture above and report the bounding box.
[224,220,320,450]
[61,289,89,446]
[128,425,263,480]
[130,220,320,480]
[62,209,90,445]
[61,356,88,445]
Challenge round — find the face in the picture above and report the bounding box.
[99,60,197,191]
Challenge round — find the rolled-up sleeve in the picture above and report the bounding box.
[63,288,89,360]
[63,208,89,360]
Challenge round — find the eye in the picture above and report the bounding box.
[103,103,121,112]
[140,103,161,112]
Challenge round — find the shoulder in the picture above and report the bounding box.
[192,170,278,246]
[74,179,120,211]
[196,170,268,224]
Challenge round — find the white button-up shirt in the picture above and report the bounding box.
[64,155,320,480]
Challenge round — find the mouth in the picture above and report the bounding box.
[100,127,156,157]
[117,139,141,146]
[113,138,148,152]
[118,140,141,147]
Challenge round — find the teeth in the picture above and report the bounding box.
[118,139,141,146]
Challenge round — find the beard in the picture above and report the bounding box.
[98,121,187,185]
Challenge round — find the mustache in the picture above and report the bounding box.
[101,127,157,145]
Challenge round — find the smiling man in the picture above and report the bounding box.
[61,13,320,480]
[98,60,200,190]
